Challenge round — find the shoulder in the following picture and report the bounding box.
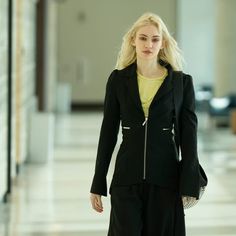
[182,73,194,89]
[173,71,193,87]
[182,72,193,80]
[108,63,135,83]
[172,71,195,95]
[106,68,124,89]
[173,71,192,79]
[116,63,135,77]
[180,72,195,94]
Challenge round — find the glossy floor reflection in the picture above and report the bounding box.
[0,112,236,236]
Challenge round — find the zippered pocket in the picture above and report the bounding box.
[162,127,171,131]
[163,124,175,135]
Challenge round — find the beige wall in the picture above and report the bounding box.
[215,0,236,97]
[45,0,58,111]
[12,0,37,174]
[57,0,177,103]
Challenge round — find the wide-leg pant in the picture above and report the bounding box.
[108,182,185,236]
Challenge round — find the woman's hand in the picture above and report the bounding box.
[90,193,103,213]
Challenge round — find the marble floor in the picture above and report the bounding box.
[0,111,236,236]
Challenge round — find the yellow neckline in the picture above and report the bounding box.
[137,69,167,81]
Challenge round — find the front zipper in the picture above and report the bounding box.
[171,123,179,160]
[142,117,148,180]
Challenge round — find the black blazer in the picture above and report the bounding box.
[91,62,201,198]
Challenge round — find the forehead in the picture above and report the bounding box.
[136,24,161,36]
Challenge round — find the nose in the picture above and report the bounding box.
[145,40,152,48]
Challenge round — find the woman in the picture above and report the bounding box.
[90,12,204,236]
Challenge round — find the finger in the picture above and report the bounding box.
[90,195,98,210]
[96,196,103,209]
[90,195,103,213]
[95,197,103,212]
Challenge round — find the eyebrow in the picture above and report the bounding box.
[139,34,161,38]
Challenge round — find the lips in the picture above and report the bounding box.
[143,50,152,54]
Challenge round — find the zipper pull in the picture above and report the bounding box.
[142,117,148,126]
[172,123,175,135]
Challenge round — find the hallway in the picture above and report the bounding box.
[0,112,236,236]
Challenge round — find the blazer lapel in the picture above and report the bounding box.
[150,65,174,105]
[124,63,144,113]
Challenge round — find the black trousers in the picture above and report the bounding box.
[108,182,185,236]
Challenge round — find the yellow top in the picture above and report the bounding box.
[137,69,168,117]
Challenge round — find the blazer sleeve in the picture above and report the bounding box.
[90,70,120,196]
[179,74,201,198]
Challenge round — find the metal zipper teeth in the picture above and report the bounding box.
[142,117,148,180]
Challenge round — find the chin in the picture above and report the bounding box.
[140,55,157,61]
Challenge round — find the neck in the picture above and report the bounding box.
[136,58,164,78]
[137,58,165,78]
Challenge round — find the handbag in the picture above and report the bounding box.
[178,160,207,209]
[173,71,208,209]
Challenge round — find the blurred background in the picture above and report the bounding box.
[0,0,236,235]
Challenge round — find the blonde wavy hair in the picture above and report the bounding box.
[115,12,184,71]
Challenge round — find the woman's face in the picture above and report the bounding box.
[132,24,164,61]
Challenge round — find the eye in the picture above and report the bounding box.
[152,38,160,43]
[139,37,147,41]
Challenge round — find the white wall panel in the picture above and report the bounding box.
[177,0,216,87]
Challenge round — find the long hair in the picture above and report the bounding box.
[115,12,184,71]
